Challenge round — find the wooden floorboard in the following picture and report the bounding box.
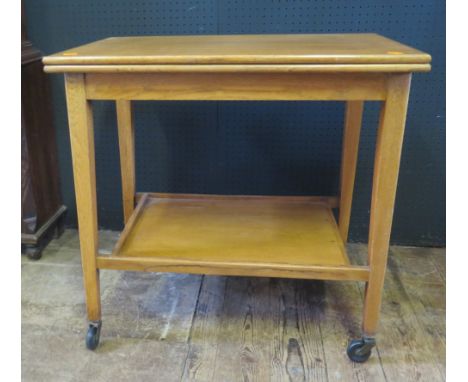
[277,279,328,382]
[349,244,445,382]
[181,276,227,381]
[387,247,446,380]
[21,230,445,382]
[319,280,387,382]
[210,277,274,381]
[427,247,446,285]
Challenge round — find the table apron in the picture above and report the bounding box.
[83,72,389,101]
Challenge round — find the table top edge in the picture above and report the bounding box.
[43,33,431,68]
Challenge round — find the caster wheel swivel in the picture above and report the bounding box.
[86,321,102,350]
[347,337,376,363]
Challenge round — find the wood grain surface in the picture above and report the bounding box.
[44,63,431,73]
[116,100,135,224]
[64,73,101,321]
[47,35,433,372]
[22,231,445,381]
[363,74,412,336]
[96,194,370,281]
[119,195,347,263]
[339,101,364,242]
[43,34,431,66]
[84,72,388,101]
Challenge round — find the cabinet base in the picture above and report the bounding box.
[21,205,67,260]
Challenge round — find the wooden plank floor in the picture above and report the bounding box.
[22,230,445,382]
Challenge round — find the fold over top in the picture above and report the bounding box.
[43,34,431,74]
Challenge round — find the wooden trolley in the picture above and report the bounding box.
[44,34,431,362]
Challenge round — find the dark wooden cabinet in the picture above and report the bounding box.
[21,34,66,259]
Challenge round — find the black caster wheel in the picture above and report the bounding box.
[86,321,102,350]
[23,245,43,260]
[347,337,376,363]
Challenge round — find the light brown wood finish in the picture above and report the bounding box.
[118,196,349,265]
[64,73,101,321]
[84,72,388,101]
[45,34,431,353]
[339,101,364,241]
[111,193,148,256]
[135,192,339,208]
[116,99,135,223]
[44,63,431,73]
[97,256,369,281]
[97,194,370,281]
[43,34,431,66]
[362,74,412,336]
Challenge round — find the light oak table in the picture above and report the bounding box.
[44,34,431,362]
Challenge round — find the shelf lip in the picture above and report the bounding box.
[112,193,149,256]
[96,255,370,282]
[135,192,339,208]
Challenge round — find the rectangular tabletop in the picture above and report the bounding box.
[43,33,430,72]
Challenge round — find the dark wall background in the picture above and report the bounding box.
[24,0,445,246]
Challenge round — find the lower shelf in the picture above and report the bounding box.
[97,193,369,281]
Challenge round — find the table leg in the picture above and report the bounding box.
[65,74,102,347]
[339,101,364,242]
[363,74,412,336]
[116,100,135,224]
